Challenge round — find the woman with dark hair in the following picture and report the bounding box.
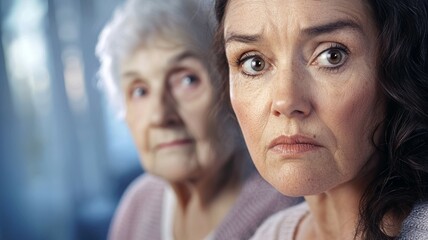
[214,0,428,239]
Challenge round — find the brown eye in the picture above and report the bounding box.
[241,55,268,76]
[251,57,265,71]
[327,49,343,65]
[315,46,348,69]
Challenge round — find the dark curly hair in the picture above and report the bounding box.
[213,0,428,239]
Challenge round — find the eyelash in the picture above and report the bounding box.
[236,52,254,66]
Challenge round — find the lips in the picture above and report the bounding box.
[156,138,194,149]
[267,135,322,156]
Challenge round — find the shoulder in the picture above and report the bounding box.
[250,202,309,240]
[399,201,428,239]
[115,173,167,210]
[213,172,303,240]
[108,173,168,240]
[125,173,168,197]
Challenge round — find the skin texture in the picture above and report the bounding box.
[223,0,387,238]
[120,39,240,240]
[121,40,218,182]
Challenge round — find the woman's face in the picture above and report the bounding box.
[121,39,221,182]
[224,0,385,196]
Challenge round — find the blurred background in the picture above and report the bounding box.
[0,0,144,239]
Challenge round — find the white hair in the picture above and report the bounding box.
[96,0,217,117]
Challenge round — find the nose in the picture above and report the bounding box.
[271,65,312,119]
[149,90,181,127]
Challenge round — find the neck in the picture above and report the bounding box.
[303,190,362,239]
[170,149,252,240]
[171,146,252,208]
[298,169,375,240]
[171,157,239,209]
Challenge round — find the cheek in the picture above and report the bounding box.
[179,97,215,159]
[181,98,212,138]
[230,83,267,163]
[125,112,140,143]
[126,107,150,153]
[231,98,256,141]
[231,84,253,137]
[342,88,379,140]
[326,81,383,171]
[125,116,148,168]
[184,113,207,138]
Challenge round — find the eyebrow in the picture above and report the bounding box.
[225,19,363,45]
[225,34,262,45]
[168,51,198,65]
[303,19,363,36]
[121,71,140,81]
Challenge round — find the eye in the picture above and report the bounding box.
[240,55,268,76]
[130,86,148,99]
[181,75,199,86]
[169,71,203,100]
[314,45,349,69]
[170,73,200,90]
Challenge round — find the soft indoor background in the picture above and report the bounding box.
[0,0,144,239]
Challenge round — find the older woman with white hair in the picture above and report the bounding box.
[96,0,300,239]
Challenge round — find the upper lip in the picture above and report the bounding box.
[267,135,321,149]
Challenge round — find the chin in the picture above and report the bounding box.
[159,167,203,184]
[262,170,339,197]
[156,172,189,183]
[273,185,327,197]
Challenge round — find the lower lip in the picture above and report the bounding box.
[270,143,320,157]
[157,139,193,149]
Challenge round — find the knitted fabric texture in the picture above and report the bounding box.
[108,173,301,240]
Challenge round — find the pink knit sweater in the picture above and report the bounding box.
[250,202,309,240]
[250,201,428,240]
[108,173,301,240]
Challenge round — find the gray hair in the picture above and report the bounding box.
[96,0,217,117]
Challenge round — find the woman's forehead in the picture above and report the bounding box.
[224,0,374,37]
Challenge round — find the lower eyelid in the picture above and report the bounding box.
[319,58,349,74]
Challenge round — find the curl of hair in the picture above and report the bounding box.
[358,0,428,239]
[213,0,232,113]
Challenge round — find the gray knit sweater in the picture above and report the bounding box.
[108,173,301,240]
[251,201,428,240]
[398,202,428,239]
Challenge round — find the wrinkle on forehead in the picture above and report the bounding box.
[224,0,375,42]
[224,0,268,35]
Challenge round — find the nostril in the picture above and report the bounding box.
[272,109,281,117]
[165,118,178,126]
[294,109,306,115]
[163,113,182,127]
[272,99,288,117]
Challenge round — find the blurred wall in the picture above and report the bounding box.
[0,0,142,239]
